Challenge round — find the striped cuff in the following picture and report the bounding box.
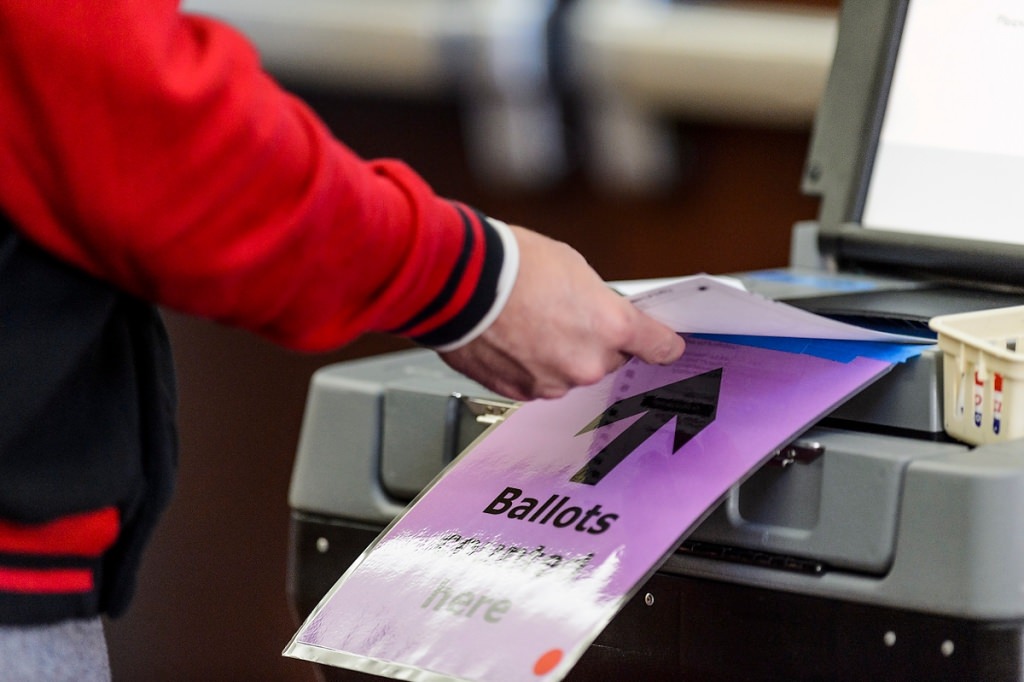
[430,218,518,352]
[393,207,519,351]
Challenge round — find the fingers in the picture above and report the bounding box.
[620,310,686,366]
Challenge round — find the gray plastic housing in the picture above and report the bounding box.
[289,346,1024,620]
[288,349,503,523]
[688,427,964,576]
[289,337,941,522]
[672,437,1024,620]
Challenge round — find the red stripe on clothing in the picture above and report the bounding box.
[0,507,120,557]
[0,567,94,594]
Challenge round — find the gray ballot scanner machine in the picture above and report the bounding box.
[287,1,1024,680]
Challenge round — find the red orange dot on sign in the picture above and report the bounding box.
[533,649,563,676]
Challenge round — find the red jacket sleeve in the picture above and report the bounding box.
[0,0,506,351]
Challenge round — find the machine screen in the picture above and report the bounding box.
[861,0,1024,245]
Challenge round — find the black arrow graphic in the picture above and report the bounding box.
[571,368,723,485]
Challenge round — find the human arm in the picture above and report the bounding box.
[0,0,487,350]
[0,0,682,399]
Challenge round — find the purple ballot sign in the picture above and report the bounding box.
[285,333,906,681]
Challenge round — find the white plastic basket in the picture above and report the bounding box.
[930,305,1024,445]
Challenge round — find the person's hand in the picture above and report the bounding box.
[440,225,685,401]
